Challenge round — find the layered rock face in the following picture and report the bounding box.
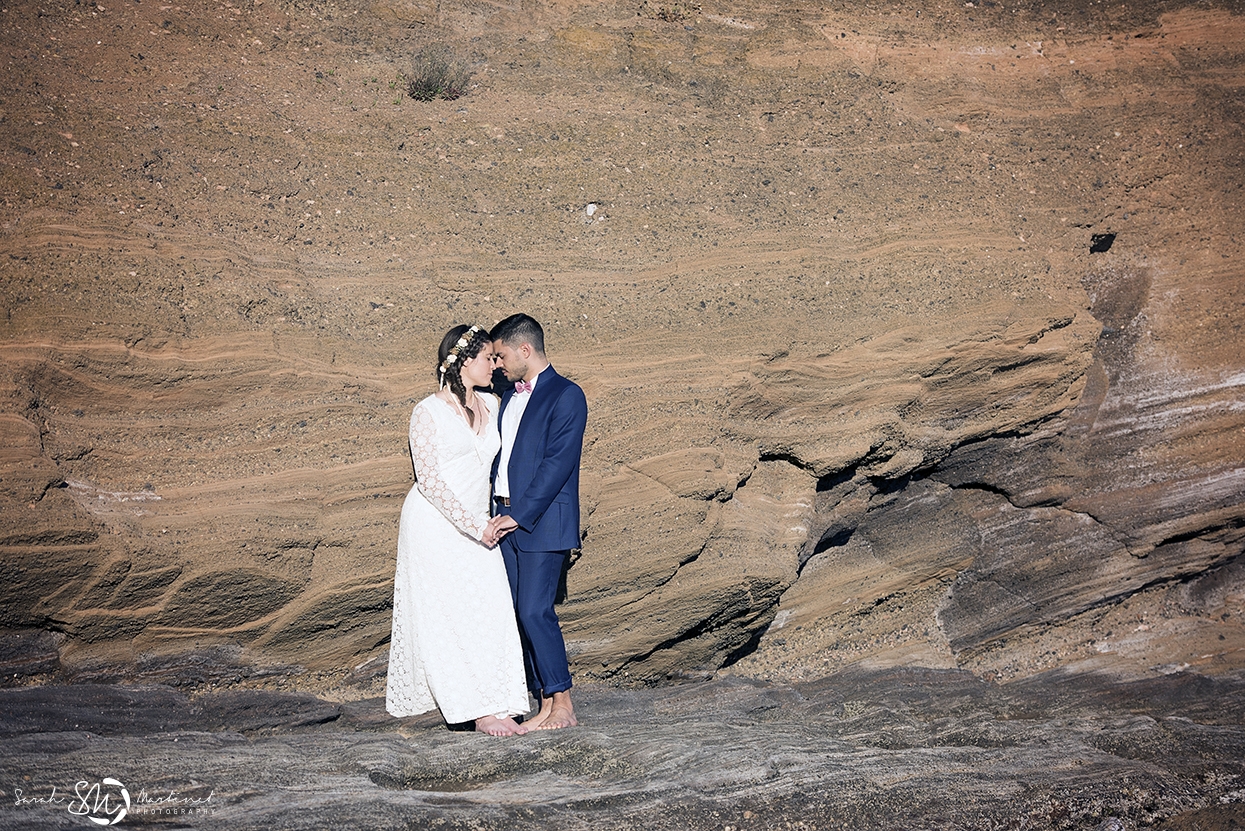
[0,0,1241,690]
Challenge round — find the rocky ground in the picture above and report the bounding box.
[4,669,1245,830]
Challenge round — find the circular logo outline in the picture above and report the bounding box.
[85,778,130,826]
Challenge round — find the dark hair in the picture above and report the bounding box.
[490,313,545,355]
[435,324,490,427]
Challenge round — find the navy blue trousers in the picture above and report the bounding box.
[496,507,573,698]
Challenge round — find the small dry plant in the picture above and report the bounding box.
[639,0,701,22]
[407,45,472,102]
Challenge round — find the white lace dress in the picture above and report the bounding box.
[385,393,529,724]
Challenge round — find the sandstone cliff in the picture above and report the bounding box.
[0,0,1241,692]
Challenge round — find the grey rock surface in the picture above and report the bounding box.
[4,669,1244,830]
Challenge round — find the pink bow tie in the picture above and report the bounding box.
[514,381,533,394]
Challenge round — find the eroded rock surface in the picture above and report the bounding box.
[3,670,1244,830]
[0,0,1242,701]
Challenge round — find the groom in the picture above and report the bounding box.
[484,313,586,730]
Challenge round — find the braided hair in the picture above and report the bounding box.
[435,324,490,428]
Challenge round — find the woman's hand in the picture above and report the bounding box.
[482,515,519,547]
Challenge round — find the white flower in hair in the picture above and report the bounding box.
[438,324,483,379]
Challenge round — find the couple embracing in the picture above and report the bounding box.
[385,314,585,736]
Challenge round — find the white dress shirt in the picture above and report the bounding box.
[495,373,537,498]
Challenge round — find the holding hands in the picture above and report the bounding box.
[482,514,519,548]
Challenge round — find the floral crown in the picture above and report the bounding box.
[438,324,484,385]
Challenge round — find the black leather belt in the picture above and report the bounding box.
[494,496,511,507]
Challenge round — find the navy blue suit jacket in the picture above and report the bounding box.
[494,365,587,552]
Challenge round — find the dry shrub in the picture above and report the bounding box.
[639,1,701,22]
[407,45,472,102]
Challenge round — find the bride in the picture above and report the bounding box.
[385,324,529,736]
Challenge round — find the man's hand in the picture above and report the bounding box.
[483,514,519,547]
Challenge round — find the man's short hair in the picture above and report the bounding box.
[491,313,546,354]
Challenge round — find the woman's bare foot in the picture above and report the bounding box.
[533,690,577,731]
[474,714,526,736]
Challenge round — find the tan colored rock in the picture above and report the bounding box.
[0,0,1240,693]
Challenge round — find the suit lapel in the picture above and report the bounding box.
[513,365,557,452]
[498,386,513,426]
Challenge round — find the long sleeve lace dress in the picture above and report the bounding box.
[385,394,529,724]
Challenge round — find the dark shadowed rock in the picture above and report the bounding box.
[189,690,343,734]
[0,684,341,737]
[0,629,61,685]
[0,684,194,737]
[3,670,1244,829]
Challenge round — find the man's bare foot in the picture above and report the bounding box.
[533,690,577,731]
[474,714,526,736]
